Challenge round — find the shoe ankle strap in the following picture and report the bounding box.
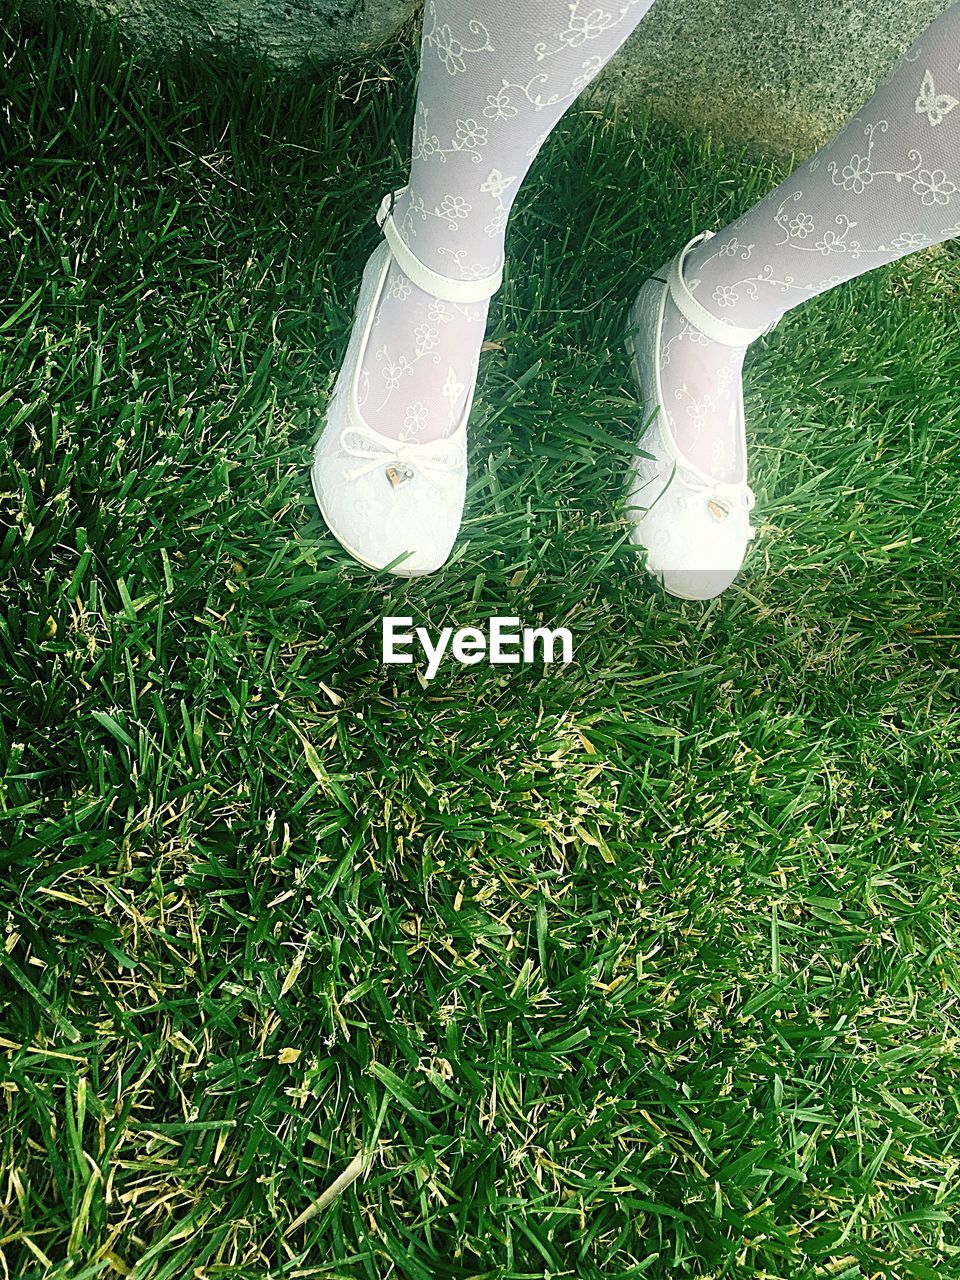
[667,232,769,347]
[375,189,503,304]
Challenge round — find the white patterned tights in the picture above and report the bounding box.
[361,1,657,443]
[671,2,960,480]
[358,1,960,468]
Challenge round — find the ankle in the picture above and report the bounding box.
[392,187,508,283]
[358,255,491,445]
[657,291,748,486]
[681,236,782,339]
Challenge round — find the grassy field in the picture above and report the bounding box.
[2,4,960,1277]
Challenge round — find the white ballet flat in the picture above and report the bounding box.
[625,232,769,601]
[311,190,503,576]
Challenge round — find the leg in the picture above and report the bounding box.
[362,0,657,445]
[313,0,658,574]
[658,1,960,484]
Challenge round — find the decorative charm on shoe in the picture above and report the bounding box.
[386,464,414,490]
[675,470,757,529]
[339,423,466,486]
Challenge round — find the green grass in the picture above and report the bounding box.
[2,4,960,1277]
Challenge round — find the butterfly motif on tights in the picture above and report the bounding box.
[915,69,958,127]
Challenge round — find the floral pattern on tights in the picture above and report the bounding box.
[658,2,960,482]
[362,0,654,443]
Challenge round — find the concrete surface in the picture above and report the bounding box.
[586,0,956,153]
[60,0,419,69]
[54,0,957,152]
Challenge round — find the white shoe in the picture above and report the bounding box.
[311,190,503,576]
[625,232,768,601]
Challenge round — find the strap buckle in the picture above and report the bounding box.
[376,186,402,230]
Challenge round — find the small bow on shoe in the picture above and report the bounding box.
[675,468,756,529]
[339,424,465,486]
